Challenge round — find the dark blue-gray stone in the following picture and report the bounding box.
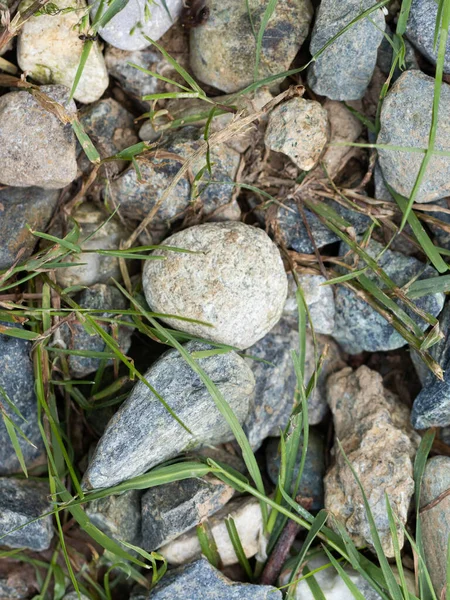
[0,323,44,475]
[307,0,385,100]
[332,238,445,354]
[131,558,282,599]
[406,0,450,73]
[377,25,419,81]
[423,198,450,249]
[266,428,325,511]
[0,478,53,551]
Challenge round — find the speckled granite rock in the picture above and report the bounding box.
[332,238,445,354]
[244,319,344,448]
[0,478,53,551]
[307,0,385,100]
[17,0,108,104]
[141,475,234,550]
[420,456,450,596]
[265,98,328,170]
[378,71,450,203]
[63,594,91,600]
[59,284,133,378]
[283,273,336,335]
[0,324,44,475]
[131,558,282,599]
[86,489,142,547]
[143,222,287,349]
[0,186,59,270]
[266,429,325,511]
[190,0,313,93]
[406,0,450,73]
[325,366,420,557]
[83,341,254,489]
[0,568,35,600]
[0,85,77,188]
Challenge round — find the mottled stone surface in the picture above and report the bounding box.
[160,497,264,566]
[59,284,133,378]
[63,594,90,600]
[325,366,420,557]
[143,222,287,349]
[0,85,77,188]
[131,558,282,599]
[308,0,385,100]
[420,456,450,596]
[0,478,53,551]
[0,186,59,270]
[190,0,313,93]
[86,489,142,547]
[83,341,254,489]
[0,568,34,600]
[378,71,450,203]
[332,238,445,354]
[92,0,183,51]
[244,319,344,448]
[265,98,328,170]
[141,475,234,550]
[0,324,44,475]
[406,0,450,73]
[17,0,108,103]
[266,429,325,511]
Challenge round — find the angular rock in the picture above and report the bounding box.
[325,366,420,557]
[266,429,325,511]
[131,558,282,599]
[0,478,53,551]
[0,324,44,475]
[17,0,108,104]
[265,98,328,170]
[378,71,450,203]
[0,85,77,189]
[406,0,450,73]
[143,222,287,349]
[83,341,255,489]
[59,284,134,378]
[141,475,234,550]
[160,497,264,566]
[0,186,59,270]
[332,238,445,354]
[86,489,142,547]
[190,0,313,93]
[243,319,344,448]
[308,0,385,100]
[420,456,450,597]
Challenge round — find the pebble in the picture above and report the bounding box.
[59,284,133,378]
[86,489,142,547]
[406,0,450,73]
[0,186,59,270]
[92,0,183,51]
[420,456,450,596]
[160,497,264,566]
[332,238,445,354]
[0,324,44,475]
[17,0,108,104]
[307,0,385,100]
[0,478,53,551]
[266,429,325,511]
[265,98,329,171]
[0,85,77,189]
[141,475,234,550]
[189,0,313,93]
[378,71,450,203]
[243,319,344,448]
[131,558,282,599]
[83,341,255,489]
[325,366,420,557]
[143,222,287,349]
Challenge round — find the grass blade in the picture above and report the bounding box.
[225,516,253,580]
[254,0,278,80]
[196,521,220,568]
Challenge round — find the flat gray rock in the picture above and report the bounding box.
[378,71,450,203]
[86,489,142,547]
[83,341,255,489]
[406,0,450,73]
[307,0,385,100]
[0,478,53,551]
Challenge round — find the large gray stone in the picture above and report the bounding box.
[0,478,53,551]
[0,324,44,475]
[86,489,142,547]
[0,85,77,189]
[82,341,255,489]
[131,558,282,599]
[307,0,385,100]
[332,238,445,354]
[143,222,288,349]
[406,0,450,73]
[378,71,450,203]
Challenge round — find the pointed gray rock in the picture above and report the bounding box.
[86,489,142,547]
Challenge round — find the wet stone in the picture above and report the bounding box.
[86,489,142,547]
